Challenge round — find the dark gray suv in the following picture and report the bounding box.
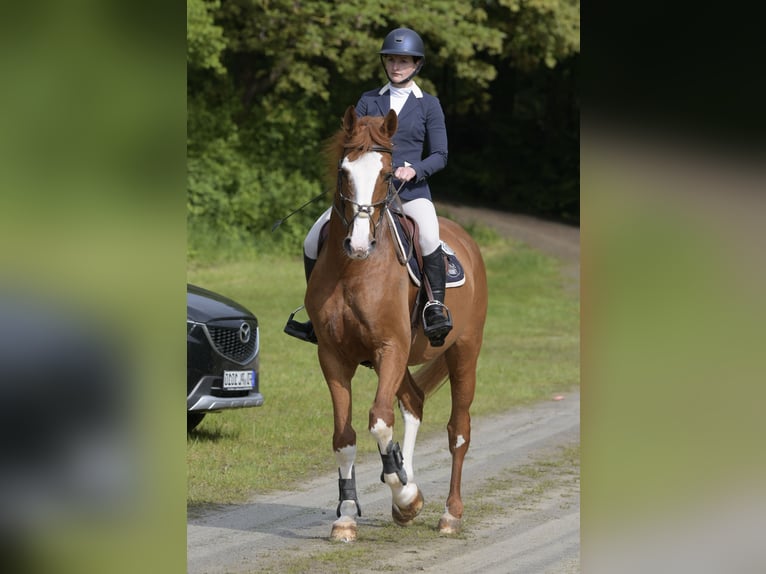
[187,284,263,431]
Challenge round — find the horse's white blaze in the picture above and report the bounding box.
[455,434,466,449]
[342,152,383,256]
[335,444,356,479]
[399,403,421,482]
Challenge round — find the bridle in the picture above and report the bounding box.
[332,144,406,243]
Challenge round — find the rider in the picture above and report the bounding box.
[285,27,452,347]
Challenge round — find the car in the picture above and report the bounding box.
[187,284,263,431]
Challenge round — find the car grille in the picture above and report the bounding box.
[204,320,258,364]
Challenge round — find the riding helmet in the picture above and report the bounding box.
[379,28,425,59]
[379,28,425,84]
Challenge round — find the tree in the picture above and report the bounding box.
[187,0,581,258]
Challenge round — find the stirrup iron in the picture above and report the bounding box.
[422,301,452,346]
[283,305,317,344]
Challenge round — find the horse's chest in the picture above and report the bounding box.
[317,291,408,342]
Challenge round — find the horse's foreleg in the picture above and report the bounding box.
[369,368,424,526]
[321,355,359,542]
[332,444,361,542]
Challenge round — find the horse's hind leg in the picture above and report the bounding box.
[397,369,425,484]
[439,342,479,534]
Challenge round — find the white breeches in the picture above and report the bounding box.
[304,207,332,259]
[303,198,441,259]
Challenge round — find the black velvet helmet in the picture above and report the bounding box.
[379,28,425,84]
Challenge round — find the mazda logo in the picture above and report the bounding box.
[238,322,251,344]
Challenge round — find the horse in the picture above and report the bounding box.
[304,106,488,542]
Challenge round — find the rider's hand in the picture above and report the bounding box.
[394,166,416,182]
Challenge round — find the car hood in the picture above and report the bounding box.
[187,284,256,323]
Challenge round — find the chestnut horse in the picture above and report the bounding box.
[305,106,488,541]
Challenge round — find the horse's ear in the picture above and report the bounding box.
[342,106,357,133]
[383,109,398,137]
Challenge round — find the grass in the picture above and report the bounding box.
[187,220,579,506]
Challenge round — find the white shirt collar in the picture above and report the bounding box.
[378,82,423,98]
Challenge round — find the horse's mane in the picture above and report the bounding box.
[323,115,393,188]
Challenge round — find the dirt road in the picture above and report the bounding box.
[187,208,580,573]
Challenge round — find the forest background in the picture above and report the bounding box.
[187,0,580,256]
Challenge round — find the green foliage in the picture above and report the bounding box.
[495,0,581,70]
[214,0,505,100]
[187,0,581,248]
[187,0,226,73]
[187,60,326,259]
[442,54,579,221]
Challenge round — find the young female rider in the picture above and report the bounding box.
[286,27,452,347]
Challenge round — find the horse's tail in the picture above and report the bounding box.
[411,356,450,398]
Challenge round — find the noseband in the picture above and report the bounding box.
[333,145,404,240]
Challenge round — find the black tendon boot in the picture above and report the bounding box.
[421,248,453,346]
[283,253,318,343]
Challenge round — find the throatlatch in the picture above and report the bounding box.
[336,467,362,517]
[379,441,408,485]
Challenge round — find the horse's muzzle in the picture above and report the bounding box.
[343,236,376,260]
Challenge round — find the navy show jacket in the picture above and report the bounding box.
[355,83,448,202]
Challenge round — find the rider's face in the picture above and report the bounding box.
[384,55,417,85]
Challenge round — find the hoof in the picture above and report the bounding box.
[392,488,424,526]
[331,518,357,542]
[438,512,462,534]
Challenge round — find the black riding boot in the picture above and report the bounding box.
[421,248,452,347]
[283,253,318,344]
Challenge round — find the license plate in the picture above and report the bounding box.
[223,370,255,389]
